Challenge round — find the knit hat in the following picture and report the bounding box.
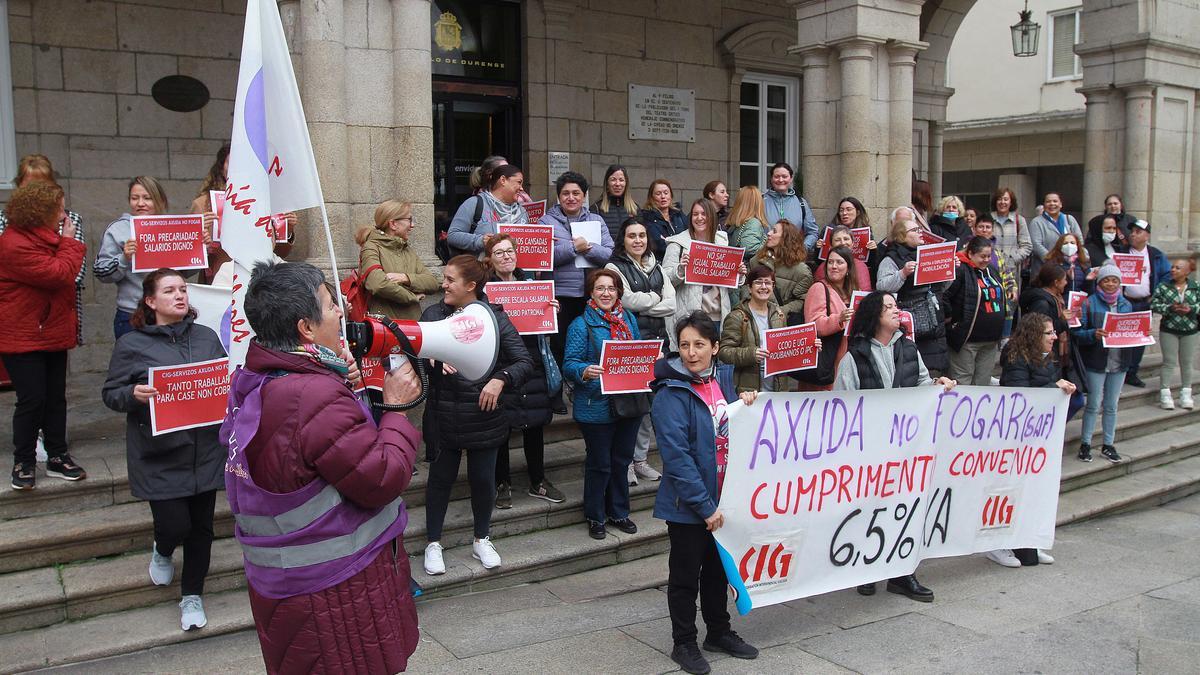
[1096,263,1122,283]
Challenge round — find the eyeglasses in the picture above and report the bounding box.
[905,227,921,234]
[1044,330,1058,336]
[593,286,617,294]
[492,249,517,258]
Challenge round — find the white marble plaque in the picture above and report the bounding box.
[548,151,570,179]
[628,84,695,142]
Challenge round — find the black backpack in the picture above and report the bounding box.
[437,196,485,263]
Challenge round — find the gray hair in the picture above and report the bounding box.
[889,206,914,227]
[245,261,327,351]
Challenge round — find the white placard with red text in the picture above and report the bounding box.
[130,215,208,273]
[485,280,558,335]
[1067,292,1087,328]
[914,241,958,286]
[685,240,744,289]
[1102,310,1154,348]
[497,224,555,272]
[599,339,664,394]
[763,323,819,377]
[148,358,231,435]
[1111,253,1145,287]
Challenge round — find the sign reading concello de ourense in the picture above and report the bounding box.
[714,387,1067,614]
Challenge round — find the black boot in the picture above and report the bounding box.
[856,582,877,596]
[886,574,934,602]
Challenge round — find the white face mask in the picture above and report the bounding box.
[1062,243,1078,257]
[1102,232,1117,244]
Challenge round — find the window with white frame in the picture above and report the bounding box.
[738,74,799,190]
[1047,7,1082,81]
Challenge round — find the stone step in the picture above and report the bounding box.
[1057,454,1200,525]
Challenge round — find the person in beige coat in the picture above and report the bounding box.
[356,200,440,321]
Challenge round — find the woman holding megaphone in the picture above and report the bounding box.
[421,255,534,576]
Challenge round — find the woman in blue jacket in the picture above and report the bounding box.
[564,269,643,541]
[1071,263,1134,464]
[651,310,759,675]
[762,162,818,251]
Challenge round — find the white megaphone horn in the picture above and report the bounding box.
[345,301,500,383]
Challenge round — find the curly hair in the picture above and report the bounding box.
[1006,313,1054,370]
[1045,232,1090,267]
[4,182,64,230]
[756,219,807,267]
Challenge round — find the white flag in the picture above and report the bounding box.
[188,283,234,353]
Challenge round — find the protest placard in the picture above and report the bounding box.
[685,240,744,289]
[1111,253,1145,286]
[1102,310,1154,348]
[914,241,958,286]
[1067,291,1087,328]
[148,357,231,436]
[497,224,555,272]
[523,199,547,222]
[357,357,384,392]
[843,290,872,336]
[920,231,945,245]
[899,309,915,339]
[209,190,225,241]
[714,386,1067,614]
[599,339,664,394]
[485,280,558,335]
[763,323,819,377]
[270,214,289,243]
[130,215,208,273]
[818,227,872,262]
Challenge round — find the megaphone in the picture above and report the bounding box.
[345,301,500,383]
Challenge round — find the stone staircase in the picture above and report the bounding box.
[3,348,1200,671]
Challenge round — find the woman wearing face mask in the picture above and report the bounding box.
[663,199,746,350]
[1084,214,1129,266]
[703,181,730,231]
[814,225,874,292]
[943,236,1007,386]
[593,165,639,244]
[876,218,950,374]
[763,162,818,250]
[1086,193,1137,246]
[1151,257,1200,411]
[726,186,770,261]
[1044,233,1094,296]
[355,200,440,321]
[1029,192,1083,275]
[640,179,688,261]
[1071,264,1133,464]
[928,195,968,243]
[605,217,675,486]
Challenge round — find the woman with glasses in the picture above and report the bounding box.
[876,216,950,375]
[719,266,789,393]
[355,200,440,321]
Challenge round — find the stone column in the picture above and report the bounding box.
[1192,95,1200,250]
[928,121,943,206]
[797,46,833,214]
[1122,84,1155,217]
[392,0,436,263]
[298,0,349,264]
[887,41,921,210]
[1081,87,1116,215]
[835,39,878,204]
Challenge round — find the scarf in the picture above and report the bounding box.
[1051,212,1067,235]
[588,298,633,341]
[1098,288,1121,306]
[287,343,351,378]
[480,189,525,225]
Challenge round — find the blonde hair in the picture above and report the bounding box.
[15,154,55,187]
[890,218,916,243]
[129,176,168,214]
[356,199,413,246]
[727,186,767,228]
[936,195,964,214]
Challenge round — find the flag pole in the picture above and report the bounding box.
[317,201,348,335]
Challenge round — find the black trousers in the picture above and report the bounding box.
[425,446,499,541]
[1,351,69,467]
[496,426,545,487]
[667,521,731,646]
[149,490,217,596]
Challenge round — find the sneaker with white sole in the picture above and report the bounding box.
[423,542,445,576]
[627,464,638,487]
[179,595,207,631]
[1181,388,1195,410]
[472,536,501,569]
[1037,550,1054,565]
[632,460,661,481]
[1160,389,1176,410]
[149,544,174,586]
[984,549,1021,568]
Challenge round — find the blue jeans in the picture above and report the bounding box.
[113,310,133,340]
[578,417,641,523]
[1081,369,1126,446]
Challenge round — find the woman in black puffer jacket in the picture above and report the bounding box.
[420,255,533,576]
[483,235,564,509]
[101,268,226,630]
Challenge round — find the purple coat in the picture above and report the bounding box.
[540,204,613,297]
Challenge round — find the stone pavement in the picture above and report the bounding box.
[40,494,1200,674]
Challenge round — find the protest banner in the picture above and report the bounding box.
[914,241,958,286]
[523,199,547,222]
[843,290,872,336]
[714,386,1067,614]
[148,358,232,436]
[485,280,558,335]
[818,227,872,262]
[685,240,744,289]
[599,339,664,394]
[1111,253,1145,286]
[1102,310,1154,348]
[130,215,208,273]
[497,224,554,272]
[763,323,819,377]
[1067,291,1087,328]
[209,190,225,241]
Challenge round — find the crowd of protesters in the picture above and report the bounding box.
[2,148,1198,675]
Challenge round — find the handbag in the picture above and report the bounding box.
[538,335,563,398]
[792,283,844,386]
[586,324,652,419]
[898,290,943,340]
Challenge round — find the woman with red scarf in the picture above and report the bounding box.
[563,269,644,540]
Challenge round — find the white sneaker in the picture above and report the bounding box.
[627,464,638,487]
[632,460,661,481]
[1160,389,1176,410]
[472,536,501,569]
[1181,388,1195,410]
[989,376,1000,386]
[149,544,174,586]
[179,594,207,631]
[1037,550,1054,565]
[423,542,445,576]
[984,549,1021,568]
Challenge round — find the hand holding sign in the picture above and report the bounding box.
[148,358,231,435]
[685,241,745,289]
[763,323,819,377]
[497,224,555,272]
[1102,310,1154,348]
[599,340,664,394]
[914,242,958,286]
[130,215,209,273]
